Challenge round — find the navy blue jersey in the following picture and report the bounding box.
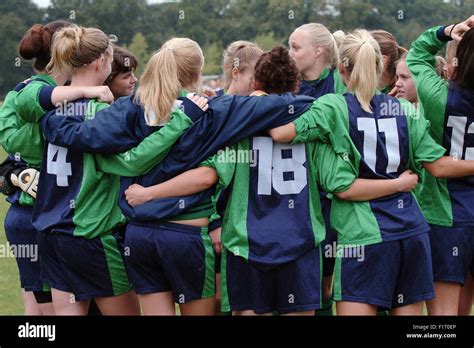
[41,93,314,222]
[443,84,474,225]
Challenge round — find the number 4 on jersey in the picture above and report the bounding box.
[47,144,72,187]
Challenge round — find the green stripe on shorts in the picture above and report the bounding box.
[220,248,231,312]
[101,234,132,296]
[200,227,216,298]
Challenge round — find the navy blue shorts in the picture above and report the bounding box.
[221,246,323,314]
[4,205,48,292]
[38,226,132,301]
[320,195,336,277]
[333,233,434,309]
[124,222,215,304]
[429,224,474,284]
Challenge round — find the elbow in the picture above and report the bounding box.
[335,190,351,200]
[268,128,291,143]
[424,162,444,178]
[201,169,218,188]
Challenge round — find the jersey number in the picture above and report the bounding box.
[47,144,72,187]
[253,137,307,195]
[357,117,401,173]
[447,116,474,160]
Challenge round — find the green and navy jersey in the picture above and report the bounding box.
[298,68,346,98]
[33,99,197,239]
[0,74,56,206]
[407,26,474,227]
[293,93,446,246]
[202,137,329,267]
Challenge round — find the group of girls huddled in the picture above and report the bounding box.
[1,14,473,316]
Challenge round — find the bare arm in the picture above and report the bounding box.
[268,123,297,143]
[124,166,218,207]
[424,156,474,178]
[336,170,419,201]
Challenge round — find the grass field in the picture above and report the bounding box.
[0,131,471,315]
[0,147,24,315]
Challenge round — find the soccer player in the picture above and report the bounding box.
[31,26,209,315]
[104,46,138,100]
[125,45,419,316]
[269,29,474,315]
[406,16,474,315]
[370,30,406,94]
[394,53,418,104]
[0,20,114,315]
[289,23,347,315]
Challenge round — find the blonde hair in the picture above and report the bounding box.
[135,38,204,126]
[47,24,111,81]
[293,23,338,69]
[332,30,346,49]
[222,41,263,90]
[339,29,383,113]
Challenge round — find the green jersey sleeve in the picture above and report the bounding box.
[94,106,195,176]
[406,26,449,144]
[0,91,44,166]
[292,94,349,145]
[405,99,446,173]
[15,80,54,123]
[199,149,236,190]
[314,142,357,194]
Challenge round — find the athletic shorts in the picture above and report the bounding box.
[333,233,434,309]
[38,226,131,301]
[5,205,48,292]
[220,246,323,314]
[124,221,215,304]
[429,224,474,284]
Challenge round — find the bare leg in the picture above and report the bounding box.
[391,301,423,316]
[95,291,140,315]
[336,301,377,316]
[22,290,42,315]
[138,291,175,315]
[180,297,215,316]
[38,302,55,315]
[51,288,89,315]
[426,281,461,315]
[458,275,473,315]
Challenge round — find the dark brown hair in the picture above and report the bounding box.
[254,45,299,94]
[18,20,70,71]
[105,46,138,84]
[452,27,474,90]
[370,30,406,88]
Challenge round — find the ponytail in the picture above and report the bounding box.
[340,30,383,113]
[135,38,204,126]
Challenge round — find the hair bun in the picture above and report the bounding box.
[18,24,46,60]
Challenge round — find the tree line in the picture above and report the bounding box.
[0,0,472,98]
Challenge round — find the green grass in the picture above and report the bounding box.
[0,147,24,315]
